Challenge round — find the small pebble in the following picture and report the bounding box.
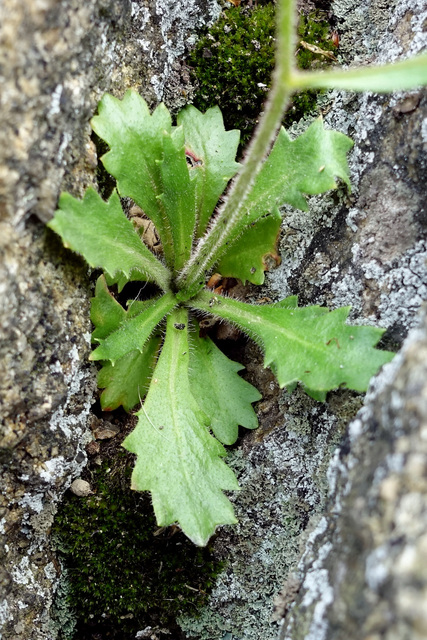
[93,423,120,440]
[70,479,92,497]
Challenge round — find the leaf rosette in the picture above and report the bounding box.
[47,89,395,545]
[45,0,427,542]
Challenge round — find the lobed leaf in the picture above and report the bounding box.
[191,291,394,393]
[90,275,156,339]
[158,127,197,272]
[104,269,151,293]
[98,337,161,412]
[90,274,127,342]
[189,324,261,445]
[217,208,282,285]
[177,105,241,238]
[91,91,175,267]
[90,276,162,411]
[90,290,176,364]
[122,309,240,546]
[179,118,354,290]
[243,118,353,220]
[48,188,171,291]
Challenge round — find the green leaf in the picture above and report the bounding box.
[177,105,241,238]
[243,118,353,219]
[89,276,162,411]
[217,208,282,285]
[90,291,177,363]
[292,53,427,92]
[48,188,171,291]
[189,324,261,445]
[191,291,394,393]
[91,91,175,267]
[98,337,161,412]
[271,296,298,309]
[104,269,149,293]
[122,309,239,546]
[158,128,196,272]
[90,274,127,342]
[90,274,157,340]
[304,387,327,402]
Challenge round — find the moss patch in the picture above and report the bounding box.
[188,4,337,148]
[52,446,223,639]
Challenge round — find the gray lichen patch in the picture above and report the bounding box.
[0,222,92,425]
[147,0,221,105]
[1,0,129,224]
[0,0,221,225]
[0,223,96,640]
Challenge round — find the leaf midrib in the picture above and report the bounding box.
[167,312,209,534]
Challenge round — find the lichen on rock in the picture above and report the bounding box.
[279,306,427,640]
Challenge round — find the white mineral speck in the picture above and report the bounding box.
[0,599,12,626]
[48,84,63,117]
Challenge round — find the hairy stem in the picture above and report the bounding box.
[176,0,297,300]
[290,52,427,92]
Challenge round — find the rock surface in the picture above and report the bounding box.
[279,302,427,640]
[0,1,219,638]
[0,0,426,639]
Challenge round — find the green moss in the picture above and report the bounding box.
[188,5,336,147]
[188,4,275,148]
[295,12,336,69]
[52,455,223,639]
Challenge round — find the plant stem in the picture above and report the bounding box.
[290,52,427,92]
[176,0,297,300]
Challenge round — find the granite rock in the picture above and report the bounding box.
[278,299,427,640]
[0,1,220,638]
